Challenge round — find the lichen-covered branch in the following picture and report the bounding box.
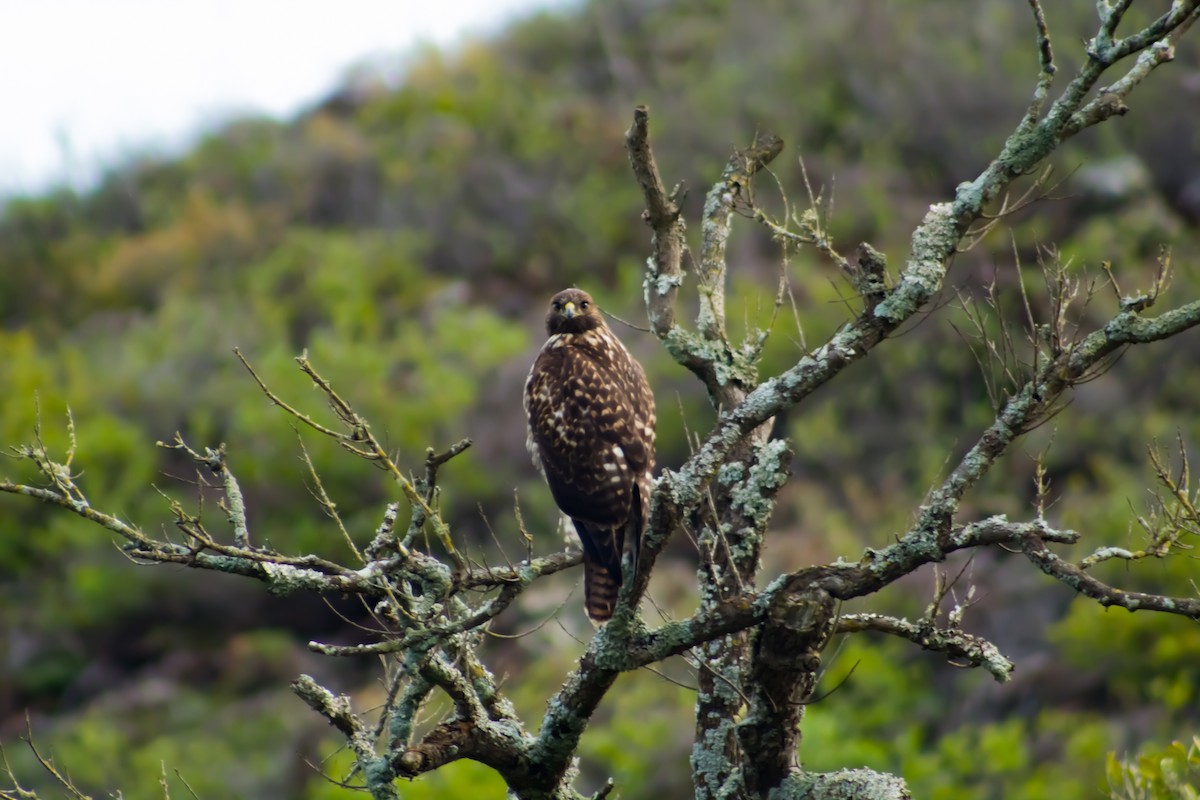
[3,6,1200,800]
[626,107,791,800]
[837,613,1014,683]
[735,584,835,795]
[625,105,687,344]
[627,105,784,398]
[695,134,784,363]
[643,0,1200,558]
[1020,537,1200,618]
[457,548,583,588]
[769,769,913,800]
[293,674,399,800]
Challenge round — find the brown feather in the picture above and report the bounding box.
[583,553,621,623]
[524,289,656,622]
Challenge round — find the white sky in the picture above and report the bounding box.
[0,0,558,197]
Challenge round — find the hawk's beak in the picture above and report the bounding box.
[562,301,577,319]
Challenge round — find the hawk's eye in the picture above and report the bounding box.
[552,301,561,310]
[580,301,590,310]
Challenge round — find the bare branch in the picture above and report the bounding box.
[625,106,686,342]
[292,675,398,799]
[837,613,1014,682]
[696,133,784,348]
[1020,534,1200,619]
[158,435,253,548]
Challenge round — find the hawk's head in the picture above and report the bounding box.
[545,288,605,336]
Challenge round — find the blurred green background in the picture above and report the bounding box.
[2,1,1199,797]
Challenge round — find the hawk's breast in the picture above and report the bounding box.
[523,328,654,527]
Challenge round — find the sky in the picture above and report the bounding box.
[0,0,557,197]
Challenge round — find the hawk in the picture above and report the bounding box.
[525,288,656,623]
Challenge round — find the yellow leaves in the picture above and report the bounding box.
[88,190,265,306]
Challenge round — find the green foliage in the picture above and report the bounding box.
[1108,737,1200,800]
[1052,593,1200,715]
[4,681,316,799]
[2,0,1199,796]
[576,669,696,797]
[803,639,1123,800]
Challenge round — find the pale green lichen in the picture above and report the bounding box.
[730,439,792,522]
[690,700,742,799]
[769,768,911,800]
[712,348,759,387]
[776,323,865,393]
[719,462,745,485]
[873,202,957,324]
[360,757,400,800]
[260,562,334,595]
[643,265,684,299]
[662,326,716,367]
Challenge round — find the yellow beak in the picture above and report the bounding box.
[562,301,576,319]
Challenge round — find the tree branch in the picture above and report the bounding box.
[1020,536,1200,619]
[837,613,1014,683]
[625,106,686,343]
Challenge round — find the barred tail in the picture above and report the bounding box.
[583,554,621,623]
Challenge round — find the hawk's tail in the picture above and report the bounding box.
[574,483,649,624]
[572,518,624,623]
[583,554,621,623]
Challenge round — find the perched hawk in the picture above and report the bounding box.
[524,288,656,623]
